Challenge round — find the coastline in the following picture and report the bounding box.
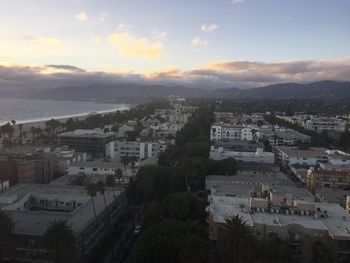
[0,104,131,133]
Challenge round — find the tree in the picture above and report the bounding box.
[136,220,208,263]
[96,181,108,210]
[184,142,210,159]
[136,165,175,201]
[217,215,257,263]
[0,211,14,259]
[121,155,130,179]
[43,219,75,263]
[161,192,206,222]
[86,183,98,222]
[311,241,338,263]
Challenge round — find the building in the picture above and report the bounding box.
[207,179,350,262]
[106,139,167,161]
[237,162,280,176]
[58,129,115,157]
[0,184,127,262]
[210,124,254,141]
[306,164,350,193]
[315,188,350,212]
[205,174,295,191]
[274,146,329,167]
[303,117,347,133]
[151,123,182,139]
[210,146,275,164]
[67,161,120,176]
[257,127,310,146]
[213,112,240,124]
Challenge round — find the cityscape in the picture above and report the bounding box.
[1,1,350,263]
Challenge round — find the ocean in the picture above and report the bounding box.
[0,98,129,125]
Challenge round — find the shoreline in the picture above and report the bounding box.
[0,104,131,127]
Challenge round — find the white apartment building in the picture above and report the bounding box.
[151,123,182,139]
[210,124,254,141]
[210,146,275,164]
[255,126,311,146]
[106,140,166,161]
[303,117,347,133]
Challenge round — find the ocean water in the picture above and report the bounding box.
[0,98,129,125]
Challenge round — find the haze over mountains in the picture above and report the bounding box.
[1,80,350,103]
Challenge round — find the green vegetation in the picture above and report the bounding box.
[218,215,257,263]
[0,211,14,259]
[136,220,208,263]
[43,219,75,263]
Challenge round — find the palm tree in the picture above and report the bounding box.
[106,174,117,199]
[43,219,75,263]
[0,211,14,259]
[96,181,108,210]
[86,183,98,222]
[217,215,257,263]
[121,155,130,179]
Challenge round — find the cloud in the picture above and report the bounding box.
[232,0,246,4]
[45,65,86,73]
[117,23,133,31]
[201,24,219,32]
[107,32,164,59]
[22,35,61,46]
[1,57,350,91]
[191,37,208,46]
[99,12,109,22]
[75,11,88,22]
[152,31,167,41]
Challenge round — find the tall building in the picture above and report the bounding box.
[58,129,115,158]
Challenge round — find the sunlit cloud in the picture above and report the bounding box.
[191,37,208,46]
[117,23,133,31]
[107,32,164,58]
[201,24,219,32]
[75,11,88,22]
[22,35,61,46]
[1,57,349,90]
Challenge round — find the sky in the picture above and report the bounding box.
[0,0,350,88]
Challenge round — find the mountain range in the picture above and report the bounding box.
[1,80,350,103]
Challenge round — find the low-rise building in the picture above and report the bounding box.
[106,139,167,161]
[0,184,127,262]
[306,164,350,193]
[208,179,350,262]
[210,146,275,164]
[210,124,254,141]
[315,188,350,212]
[303,117,347,133]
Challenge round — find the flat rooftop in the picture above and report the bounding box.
[58,129,115,138]
[205,174,295,191]
[210,195,350,240]
[0,184,123,236]
[315,188,350,203]
[69,161,120,169]
[274,146,328,157]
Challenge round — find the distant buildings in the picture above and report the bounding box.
[256,126,311,146]
[0,184,127,262]
[210,124,254,141]
[210,145,275,164]
[304,117,347,133]
[106,139,167,161]
[274,146,350,167]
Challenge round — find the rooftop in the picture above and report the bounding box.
[274,146,328,157]
[58,129,115,138]
[0,184,123,236]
